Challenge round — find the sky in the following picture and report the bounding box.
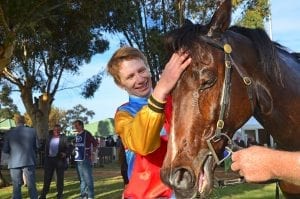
[13,0,300,123]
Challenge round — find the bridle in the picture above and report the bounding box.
[200,34,280,198]
[197,33,255,165]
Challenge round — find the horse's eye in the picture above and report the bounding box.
[199,69,217,90]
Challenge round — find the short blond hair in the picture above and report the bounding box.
[107,47,149,85]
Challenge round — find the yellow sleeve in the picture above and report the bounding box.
[114,105,165,156]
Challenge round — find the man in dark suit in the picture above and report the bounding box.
[3,115,39,199]
[39,124,68,199]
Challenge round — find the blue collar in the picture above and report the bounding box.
[118,95,148,116]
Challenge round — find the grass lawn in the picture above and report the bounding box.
[0,162,282,199]
[0,162,124,199]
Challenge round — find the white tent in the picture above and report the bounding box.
[233,117,275,147]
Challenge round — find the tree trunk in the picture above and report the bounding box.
[21,88,51,140]
[0,42,15,72]
[31,94,51,140]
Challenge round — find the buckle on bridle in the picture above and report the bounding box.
[217,120,224,129]
[207,133,233,165]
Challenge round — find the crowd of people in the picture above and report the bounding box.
[2,116,101,199]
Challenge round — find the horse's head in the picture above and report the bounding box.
[160,0,259,198]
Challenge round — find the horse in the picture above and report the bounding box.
[160,0,300,198]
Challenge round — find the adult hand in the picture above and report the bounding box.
[231,146,276,182]
[152,51,192,102]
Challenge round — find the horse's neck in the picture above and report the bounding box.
[253,55,300,150]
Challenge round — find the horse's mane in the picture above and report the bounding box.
[165,22,300,86]
[228,26,283,85]
[229,26,300,84]
[292,52,300,61]
[164,22,208,56]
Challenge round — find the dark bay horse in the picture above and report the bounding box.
[160,0,300,198]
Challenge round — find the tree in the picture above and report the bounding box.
[0,0,270,140]
[0,0,109,139]
[90,0,269,91]
[0,0,64,72]
[0,84,19,119]
[97,118,114,137]
[49,107,67,130]
[234,0,270,29]
[64,104,95,132]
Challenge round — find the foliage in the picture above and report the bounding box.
[0,0,109,138]
[64,104,95,130]
[87,0,270,92]
[48,107,67,130]
[23,112,32,127]
[0,84,19,119]
[0,0,270,139]
[235,0,270,29]
[96,118,114,137]
[81,71,105,98]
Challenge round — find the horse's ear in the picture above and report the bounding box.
[207,0,232,37]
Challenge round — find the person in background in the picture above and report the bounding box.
[246,137,258,147]
[107,46,191,198]
[2,115,39,199]
[233,136,246,149]
[73,120,98,199]
[105,135,115,147]
[39,124,68,199]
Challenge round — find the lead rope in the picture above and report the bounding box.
[276,181,280,199]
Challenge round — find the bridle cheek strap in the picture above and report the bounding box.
[207,43,233,165]
[201,35,255,165]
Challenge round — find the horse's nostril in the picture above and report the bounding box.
[171,168,194,190]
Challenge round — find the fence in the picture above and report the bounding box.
[1,147,118,168]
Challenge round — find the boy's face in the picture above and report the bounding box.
[118,58,152,97]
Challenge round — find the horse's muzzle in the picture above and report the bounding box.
[161,166,198,199]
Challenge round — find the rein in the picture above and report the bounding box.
[199,35,254,165]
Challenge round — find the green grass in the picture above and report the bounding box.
[0,162,124,199]
[0,162,283,199]
[212,183,282,199]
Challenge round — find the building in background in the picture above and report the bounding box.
[233,117,275,148]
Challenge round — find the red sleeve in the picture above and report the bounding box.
[164,95,172,134]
